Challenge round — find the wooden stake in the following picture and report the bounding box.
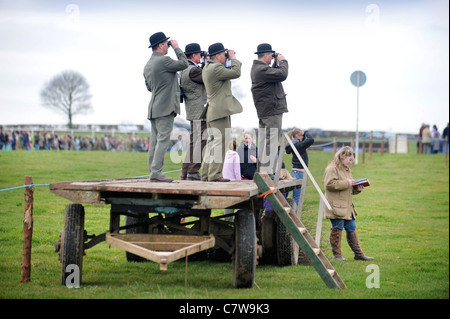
[185,253,188,295]
[21,176,34,283]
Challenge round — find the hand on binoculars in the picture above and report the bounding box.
[169,39,179,49]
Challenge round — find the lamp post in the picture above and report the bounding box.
[350,70,366,164]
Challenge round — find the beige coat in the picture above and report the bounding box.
[323,164,360,220]
[202,59,243,122]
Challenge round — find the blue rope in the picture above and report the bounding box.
[0,184,50,192]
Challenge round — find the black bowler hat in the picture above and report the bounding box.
[148,32,170,48]
[254,43,275,54]
[185,43,202,55]
[208,43,227,56]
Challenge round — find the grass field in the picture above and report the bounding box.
[0,147,448,299]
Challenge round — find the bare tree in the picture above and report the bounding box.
[40,70,93,128]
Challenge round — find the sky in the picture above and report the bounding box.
[0,0,448,134]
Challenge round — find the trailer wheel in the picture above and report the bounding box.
[232,210,256,288]
[260,211,277,264]
[61,204,85,286]
[125,215,149,262]
[276,198,299,266]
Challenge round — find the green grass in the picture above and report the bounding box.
[0,149,448,299]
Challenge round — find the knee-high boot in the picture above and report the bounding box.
[346,231,374,260]
[330,228,346,260]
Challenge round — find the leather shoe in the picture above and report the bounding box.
[187,173,201,181]
[150,176,174,183]
[212,177,230,182]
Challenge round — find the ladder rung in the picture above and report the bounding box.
[327,269,336,276]
[313,248,321,255]
[282,206,291,214]
[298,227,307,234]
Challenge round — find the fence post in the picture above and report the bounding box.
[21,176,34,283]
[369,131,373,160]
[362,137,366,164]
[380,134,385,156]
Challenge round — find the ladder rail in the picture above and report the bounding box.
[255,173,347,289]
[283,133,332,211]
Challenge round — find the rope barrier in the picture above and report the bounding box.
[0,184,50,192]
[258,187,275,199]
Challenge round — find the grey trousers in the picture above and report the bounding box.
[148,114,175,179]
[257,113,283,175]
[201,116,231,181]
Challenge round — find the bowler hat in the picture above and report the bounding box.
[208,43,227,56]
[148,32,170,48]
[185,43,202,55]
[254,43,275,54]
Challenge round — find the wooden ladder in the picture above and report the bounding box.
[254,172,347,289]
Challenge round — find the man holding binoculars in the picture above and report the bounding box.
[250,43,289,177]
[201,43,243,182]
[143,32,188,182]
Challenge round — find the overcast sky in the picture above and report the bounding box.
[0,0,448,134]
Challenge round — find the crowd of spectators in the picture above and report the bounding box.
[0,128,150,152]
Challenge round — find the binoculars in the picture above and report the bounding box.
[225,50,236,59]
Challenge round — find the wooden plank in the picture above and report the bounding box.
[50,178,303,209]
[105,233,215,271]
[50,178,301,197]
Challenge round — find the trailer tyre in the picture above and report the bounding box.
[233,210,256,288]
[61,204,85,286]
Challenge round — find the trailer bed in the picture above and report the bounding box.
[50,178,302,210]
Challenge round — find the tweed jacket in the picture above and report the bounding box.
[143,48,188,119]
[323,164,360,220]
[180,62,207,121]
[202,59,243,122]
[250,59,288,118]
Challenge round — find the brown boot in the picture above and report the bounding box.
[330,228,346,260]
[346,231,374,260]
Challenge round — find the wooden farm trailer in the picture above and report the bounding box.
[51,173,346,289]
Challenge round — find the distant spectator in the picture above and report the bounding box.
[422,125,432,154]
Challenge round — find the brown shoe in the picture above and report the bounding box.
[212,177,230,182]
[150,176,174,183]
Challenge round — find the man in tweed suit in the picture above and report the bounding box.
[201,43,242,182]
[143,32,188,182]
[180,43,208,181]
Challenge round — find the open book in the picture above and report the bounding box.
[352,178,370,188]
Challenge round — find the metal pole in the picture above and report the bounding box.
[355,71,360,164]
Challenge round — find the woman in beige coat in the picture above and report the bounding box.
[324,146,373,261]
